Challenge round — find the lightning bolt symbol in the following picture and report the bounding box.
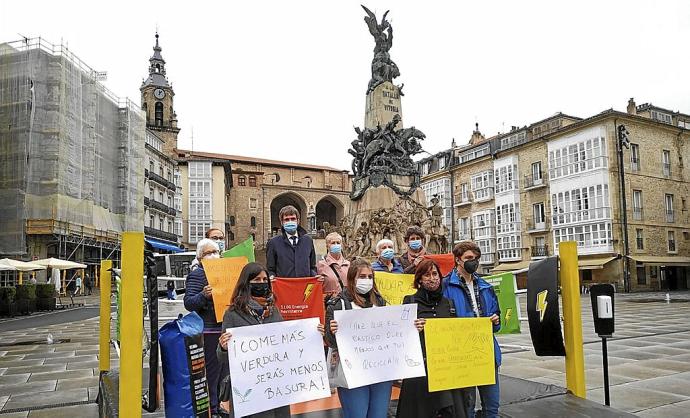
[505,308,512,322]
[303,283,314,302]
[536,290,548,322]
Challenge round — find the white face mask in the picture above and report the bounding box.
[355,278,374,294]
[203,253,220,260]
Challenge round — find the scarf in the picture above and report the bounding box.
[247,296,273,323]
[417,285,443,304]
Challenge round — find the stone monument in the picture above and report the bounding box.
[337,6,449,257]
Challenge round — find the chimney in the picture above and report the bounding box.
[627,98,637,115]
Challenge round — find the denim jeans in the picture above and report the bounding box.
[466,367,500,418]
[337,381,393,418]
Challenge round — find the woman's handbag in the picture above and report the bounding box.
[327,347,349,388]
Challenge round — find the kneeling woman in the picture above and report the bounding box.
[397,259,470,418]
[325,258,392,418]
[217,262,291,418]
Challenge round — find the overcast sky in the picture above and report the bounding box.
[2,1,689,171]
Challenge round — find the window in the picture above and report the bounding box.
[650,266,658,279]
[189,181,211,198]
[175,220,182,237]
[636,228,644,250]
[189,222,212,244]
[229,216,235,226]
[159,217,164,231]
[159,166,164,177]
[471,171,494,201]
[421,162,430,176]
[668,230,676,252]
[304,176,312,187]
[500,131,527,149]
[459,144,490,163]
[630,144,640,171]
[458,217,471,239]
[149,214,154,228]
[663,150,671,177]
[189,200,211,220]
[168,194,173,208]
[632,190,643,220]
[496,202,520,234]
[548,136,607,179]
[553,222,612,250]
[149,187,154,200]
[251,216,256,227]
[533,203,545,229]
[228,230,235,241]
[238,176,246,186]
[149,161,154,173]
[637,266,647,285]
[665,194,674,222]
[155,102,163,127]
[168,221,172,233]
[248,176,257,187]
[531,161,543,184]
[651,110,673,124]
[159,191,163,203]
[683,198,687,211]
[460,183,470,203]
[249,198,258,209]
[497,234,521,261]
[533,236,547,258]
[494,164,518,194]
[472,210,495,239]
[438,157,446,170]
[551,184,610,225]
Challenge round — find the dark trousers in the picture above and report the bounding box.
[203,331,221,412]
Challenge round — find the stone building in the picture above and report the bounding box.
[421,100,690,291]
[176,150,350,251]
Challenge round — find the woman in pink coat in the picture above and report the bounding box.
[316,232,351,299]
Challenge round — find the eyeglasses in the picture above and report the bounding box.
[202,249,219,257]
[209,236,224,241]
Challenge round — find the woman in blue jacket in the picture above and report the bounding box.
[442,241,501,418]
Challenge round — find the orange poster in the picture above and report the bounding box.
[424,253,456,277]
[202,256,248,322]
[272,277,325,323]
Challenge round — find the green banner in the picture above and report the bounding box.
[484,272,521,334]
[222,236,255,262]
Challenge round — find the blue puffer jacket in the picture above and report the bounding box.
[183,265,221,330]
[442,269,502,367]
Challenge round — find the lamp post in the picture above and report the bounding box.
[616,124,631,293]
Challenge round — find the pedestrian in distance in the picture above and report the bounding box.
[371,239,404,273]
[399,225,428,274]
[84,273,93,296]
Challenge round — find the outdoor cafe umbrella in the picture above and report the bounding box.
[0,259,47,284]
[33,258,87,294]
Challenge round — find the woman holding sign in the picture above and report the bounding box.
[398,259,469,418]
[325,258,398,418]
[217,262,291,418]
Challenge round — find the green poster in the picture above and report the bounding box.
[484,272,521,334]
[222,236,255,262]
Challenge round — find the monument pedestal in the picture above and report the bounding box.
[365,81,403,130]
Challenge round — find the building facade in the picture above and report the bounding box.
[177,150,351,252]
[421,102,690,291]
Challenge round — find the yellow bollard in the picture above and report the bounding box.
[61,270,66,296]
[560,241,586,398]
[18,271,23,285]
[120,232,144,418]
[99,260,112,373]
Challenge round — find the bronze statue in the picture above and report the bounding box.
[362,5,400,94]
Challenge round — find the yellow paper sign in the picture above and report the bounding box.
[202,256,248,322]
[374,272,416,305]
[425,318,495,391]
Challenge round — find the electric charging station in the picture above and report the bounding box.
[590,283,615,406]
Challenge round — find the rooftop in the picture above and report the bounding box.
[176,149,349,173]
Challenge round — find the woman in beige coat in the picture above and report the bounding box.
[316,232,350,299]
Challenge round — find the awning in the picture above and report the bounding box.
[629,255,690,266]
[33,257,87,269]
[145,238,183,253]
[491,260,533,273]
[578,256,617,270]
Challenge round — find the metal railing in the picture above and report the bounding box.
[632,207,643,221]
[666,210,675,223]
[144,226,179,243]
[524,172,546,189]
[663,163,671,177]
[631,157,640,172]
[531,245,549,257]
[526,218,549,232]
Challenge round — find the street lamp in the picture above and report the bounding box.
[616,124,631,293]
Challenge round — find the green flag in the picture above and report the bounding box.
[222,236,255,262]
[484,272,521,334]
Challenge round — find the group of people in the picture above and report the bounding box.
[184,205,502,418]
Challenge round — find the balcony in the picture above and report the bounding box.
[524,173,547,190]
[526,218,549,233]
[144,226,179,243]
[473,225,495,240]
[632,207,643,221]
[552,207,611,226]
[663,163,671,178]
[666,210,675,223]
[479,253,495,265]
[496,222,521,235]
[531,245,549,258]
[145,169,177,191]
[472,188,494,203]
[457,231,472,241]
[631,157,640,172]
[455,193,472,207]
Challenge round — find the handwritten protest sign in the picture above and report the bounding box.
[374,272,415,305]
[425,318,495,391]
[423,253,456,277]
[484,272,521,334]
[334,304,425,388]
[202,256,248,322]
[272,277,325,323]
[227,317,330,417]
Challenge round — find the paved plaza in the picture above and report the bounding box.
[0,291,688,417]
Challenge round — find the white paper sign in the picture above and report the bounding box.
[334,304,425,388]
[227,317,330,417]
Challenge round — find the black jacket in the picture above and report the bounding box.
[266,226,316,278]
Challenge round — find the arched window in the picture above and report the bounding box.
[229,216,236,226]
[155,64,160,73]
[155,102,163,126]
[248,176,256,187]
[238,175,246,186]
[304,176,312,188]
[251,216,256,227]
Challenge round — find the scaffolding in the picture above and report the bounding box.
[0,37,144,257]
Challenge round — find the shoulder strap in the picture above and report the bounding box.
[329,264,345,289]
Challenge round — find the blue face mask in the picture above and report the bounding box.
[381,248,395,260]
[408,240,423,251]
[330,244,342,254]
[283,221,298,234]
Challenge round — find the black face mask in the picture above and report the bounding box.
[462,259,480,275]
[250,282,271,297]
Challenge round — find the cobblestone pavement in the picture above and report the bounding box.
[0,291,688,416]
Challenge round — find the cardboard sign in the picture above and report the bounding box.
[202,256,248,322]
[374,272,416,305]
[483,273,521,334]
[423,253,456,277]
[272,277,325,323]
[425,318,495,391]
[227,318,330,416]
[334,304,425,388]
